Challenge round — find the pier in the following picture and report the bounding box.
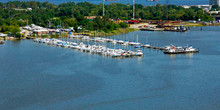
[31,35,199,55]
[33,38,144,58]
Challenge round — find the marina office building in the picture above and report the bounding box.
[210,0,220,6]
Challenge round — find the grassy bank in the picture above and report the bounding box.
[166,22,220,27]
[75,28,137,37]
[0,37,24,40]
[166,22,205,27]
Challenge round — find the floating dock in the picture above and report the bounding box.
[144,46,165,50]
[30,35,199,55]
[33,38,144,58]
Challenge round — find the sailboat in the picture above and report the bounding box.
[143,36,150,47]
[135,35,142,48]
[111,35,117,45]
[122,33,129,46]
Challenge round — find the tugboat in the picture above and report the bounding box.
[0,40,4,44]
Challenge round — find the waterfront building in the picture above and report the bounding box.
[181,5,211,10]
[0,33,7,37]
[210,0,220,6]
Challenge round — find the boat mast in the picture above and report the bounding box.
[60,20,63,40]
[95,30,96,45]
[114,35,115,49]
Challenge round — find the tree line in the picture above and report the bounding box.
[0,1,214,35]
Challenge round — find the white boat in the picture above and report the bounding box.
[135,50,144,56]
[111,51,121,57]
[122,42,129,46]
[34,38,40,42]
[82,36,90,41]
[184,46,198,52]
[129,41,136,45]
[143,43,150,47]
[117,40,124,44]
[111,40,117,44]
[164,45,173,50]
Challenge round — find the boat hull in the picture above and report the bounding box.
[164,50,199,54]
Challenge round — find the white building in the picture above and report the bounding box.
[181,5,211,10]
[0,33,7,37]
[210,0,220,6]
[27,8,32,11]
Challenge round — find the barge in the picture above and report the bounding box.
[164,45,199,54]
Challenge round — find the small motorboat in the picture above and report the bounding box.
[184,46,199,52]
[135,44,142,48]
[0,40,4,44]
[135,50,144,56]
[143,43,150,47]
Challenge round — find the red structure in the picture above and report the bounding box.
[127,20,139,24]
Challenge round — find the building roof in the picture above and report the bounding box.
[0,33,7,37]
[85,16,103,20]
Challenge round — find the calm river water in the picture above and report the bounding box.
[0,26,220,110]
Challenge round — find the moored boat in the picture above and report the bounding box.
[0,40,4,44]
[33,38,146,58]
[164,45,199,54]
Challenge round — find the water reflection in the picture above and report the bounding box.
[168,54,176,60]
[185,53,194,59]
[137,56,143,64]
[167,53,194,60]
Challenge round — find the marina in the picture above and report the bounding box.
[33,34,199,56]
[0,0,219,109]
[1,26,220,110]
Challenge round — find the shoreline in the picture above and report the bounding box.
[1,25,220,41]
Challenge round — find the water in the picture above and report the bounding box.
[1,0,208,5]
[0,26,220,110]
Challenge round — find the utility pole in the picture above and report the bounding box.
[133,0,135,19]
[103,0,105,16]
[165,0,170,20]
